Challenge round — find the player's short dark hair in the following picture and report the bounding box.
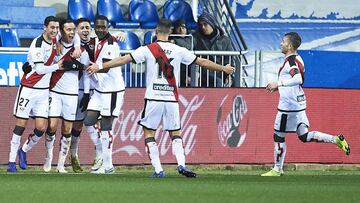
[95,15,109,24]
[285,32,302,50]
[44,16,59,26]
[59,18,75,32]
[75,18,91,26]
[157,19,172,34]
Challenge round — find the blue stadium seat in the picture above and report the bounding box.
[97,0,140,28]
[143,31,157,45]
[0,28,20,47]
[68,0,95,24]
[117,31,141,50]
[129,0,159,29]
[117,31,144,87]
[163,0,197,29]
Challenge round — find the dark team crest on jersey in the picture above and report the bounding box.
[217,95,249,148]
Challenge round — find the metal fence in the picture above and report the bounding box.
[121,49,248,88]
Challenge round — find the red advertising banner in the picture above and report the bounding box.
[0,87,359,165]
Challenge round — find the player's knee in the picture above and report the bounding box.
[33,128,45,137]
[62,125,72,135]
[298,133,308,142]
[273,133,285,143]
[100,119,112,131]
[13,125,25,136]
[83,115,97,127]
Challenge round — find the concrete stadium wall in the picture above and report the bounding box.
[0,87,358,166]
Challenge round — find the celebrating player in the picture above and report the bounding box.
[261,32,350,176]
[43,18,90,173]
[7,16,68,172]
[87,19,235,177]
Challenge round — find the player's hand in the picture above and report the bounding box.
[62,58,85,71]
[266,82,279,92]
[79,93,90,112]
[114,31,126,42]
[223,64,235,75]
[72,46,82,58]
[22,62,32,74]
[86,62,100,75]
[57,59,64,70]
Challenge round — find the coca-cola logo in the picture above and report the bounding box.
[217,95,249,148]
[112,95,204,157]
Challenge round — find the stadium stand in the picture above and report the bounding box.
[117,31,145,87]
[68,0,95,24]
[129,0,160,29]
[0,0,34,7]
[0,28,20,47]
[163,0,197,29]
[97,0,140,28]
[0,6,56,29]
[117,31,141,50]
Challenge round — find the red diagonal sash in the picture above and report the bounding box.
[21,38,57,87]
[147,42,178,101]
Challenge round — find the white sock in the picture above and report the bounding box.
[9,134,21,162]
[100,130,113,169]
[45,134,55,159]
[307,131,336,143]
[172,138,185,167]
[273,142,286,172]
[146,140,163,173]
[22,134,41,152]
[57,136,71,169]
[86,125,102,159]
[70,136,80,157]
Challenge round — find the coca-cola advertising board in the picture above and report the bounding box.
[0,87,358,165]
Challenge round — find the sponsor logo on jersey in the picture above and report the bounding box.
[153,83,175,91]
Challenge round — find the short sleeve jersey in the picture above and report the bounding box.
[21,35,57,88]
[50,40,89,95]
[277,54,306,111]
[131,41,197,101]
[93,34,125,93]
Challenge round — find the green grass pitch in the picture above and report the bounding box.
[0,165,359,203]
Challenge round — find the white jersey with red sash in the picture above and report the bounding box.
[130,41,197,102]
[80,38,96,91]
[93,33,124,93]
[277,54,306,111]
[50,40,89,95]
[21,35,57,89]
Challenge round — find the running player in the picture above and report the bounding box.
[261,32,350,176]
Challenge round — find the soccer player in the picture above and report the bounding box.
[83,15,125,174]
[261,32,350,177]
[87,19,235,178]
[69,17,101,172]
[43,18,90,173]
[7,16,68,172]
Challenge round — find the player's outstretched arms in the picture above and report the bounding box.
[86,54,133,75]
[194,58,235,75]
